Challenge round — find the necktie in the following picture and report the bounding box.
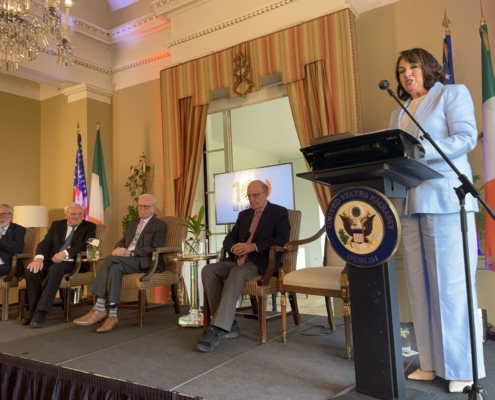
[59,225,77,252]
[128,220,145,251]
[237,212,260,266]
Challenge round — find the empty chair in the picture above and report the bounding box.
[279,226,351,359]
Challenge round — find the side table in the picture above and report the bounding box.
[168,253,218,327]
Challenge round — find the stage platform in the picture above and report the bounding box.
[0,304,493,400]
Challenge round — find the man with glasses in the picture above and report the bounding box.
[197,180,290,352]
[0,204,26,277]
[24,202,96,328]
[74,194,167,333]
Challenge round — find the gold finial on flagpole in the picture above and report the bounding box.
[442,10,451,31]
[480,0,485,26]
[77,120,80,132]
[97,118,100,129]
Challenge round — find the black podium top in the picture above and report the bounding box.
[298,130,442,189]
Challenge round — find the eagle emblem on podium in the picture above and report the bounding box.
[338,205,376,248]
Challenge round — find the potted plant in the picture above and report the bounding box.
[122,153,151,234]
[179,205,211,255]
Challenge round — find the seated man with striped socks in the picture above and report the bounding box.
[74,194,167,332]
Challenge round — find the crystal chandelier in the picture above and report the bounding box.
[0,0,74,71]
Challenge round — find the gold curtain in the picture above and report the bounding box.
[286,61,335,212]
[174,97,209,218]
[160,8,361,216]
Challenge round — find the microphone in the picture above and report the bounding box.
[378,79,390,90]
[378,78,428,140]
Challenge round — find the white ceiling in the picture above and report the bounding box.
[106,0,139,12]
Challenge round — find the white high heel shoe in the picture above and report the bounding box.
[449,380,473,393]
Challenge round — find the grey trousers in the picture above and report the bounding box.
[91,256,142,304]
[202,260,259,332]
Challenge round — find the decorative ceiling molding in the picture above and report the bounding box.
[68,14,168,45]
[166,0,299,47]
[165,0,211,18]
[152,0,197,14]
[59,83,113,104]
[111,51,170,74]
[73,59,111,75]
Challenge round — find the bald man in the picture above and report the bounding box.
[197,180,290,352]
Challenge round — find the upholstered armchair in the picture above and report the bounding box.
[279,226,352,359]
[204,209,302,343]
[120,215,187,327]
[0,227,37,321]
[17,225,107,322]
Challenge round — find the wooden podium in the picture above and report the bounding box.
[298,130,442,400]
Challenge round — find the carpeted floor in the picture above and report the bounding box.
[0,304,493,400]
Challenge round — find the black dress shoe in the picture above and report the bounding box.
[21,313,34,326]
[30,311,46,328]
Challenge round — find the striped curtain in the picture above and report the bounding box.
[160,8,361,216]
[286,61,335,212]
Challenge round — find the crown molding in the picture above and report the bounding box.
[59,83,113,104]
[165,0,299,47]
[111,51,170,74]
[151,0,198,15]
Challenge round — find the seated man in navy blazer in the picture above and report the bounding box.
[24,203,96,328]
[74,194,167,333]
[197,180,290,352]
[0,204,26,277]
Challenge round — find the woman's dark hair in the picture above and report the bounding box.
[395,48,446,100]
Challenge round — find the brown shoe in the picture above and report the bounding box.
[97,315,118,333]
[73,308,107,326]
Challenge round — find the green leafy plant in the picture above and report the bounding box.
[179,205,211,239]
[122,153,151,234]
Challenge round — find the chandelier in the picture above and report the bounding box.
[0,0,74,71]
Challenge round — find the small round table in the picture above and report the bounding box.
[168,253,218,327]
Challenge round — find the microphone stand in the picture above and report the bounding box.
[380,81,494,400]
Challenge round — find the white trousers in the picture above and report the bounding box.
[401,212,485,380]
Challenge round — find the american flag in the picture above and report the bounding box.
[73,133,89,220]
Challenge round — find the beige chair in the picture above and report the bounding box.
[0,227,37,321]
[119,216,187,327]
[279,226,352,359]
[17,224,106,322]
[204,209,302,343]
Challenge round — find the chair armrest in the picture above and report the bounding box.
[15,253,34,259]
[256,245,296,286]
[64,252,84,281]
[285,226,326,249]
[140,246,182,282]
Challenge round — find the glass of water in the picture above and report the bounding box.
[401,327,411,354]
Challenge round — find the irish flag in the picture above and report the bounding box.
[89,128,110,224]
[481,19,495,271]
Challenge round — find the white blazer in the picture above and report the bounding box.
[389,82,479,215]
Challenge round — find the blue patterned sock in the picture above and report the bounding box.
[95,298,106,313]
[109,303,118,317]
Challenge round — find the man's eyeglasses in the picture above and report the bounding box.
[0,212,12,217]
[137,205,154,209]
[245,192,266,200]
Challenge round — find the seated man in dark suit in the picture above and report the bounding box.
[0,204,26,277]
[197,180,290,352]
[24,202,96,328]
[74,194,167,333]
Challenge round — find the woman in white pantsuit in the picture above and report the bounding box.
[388,48,485,393]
